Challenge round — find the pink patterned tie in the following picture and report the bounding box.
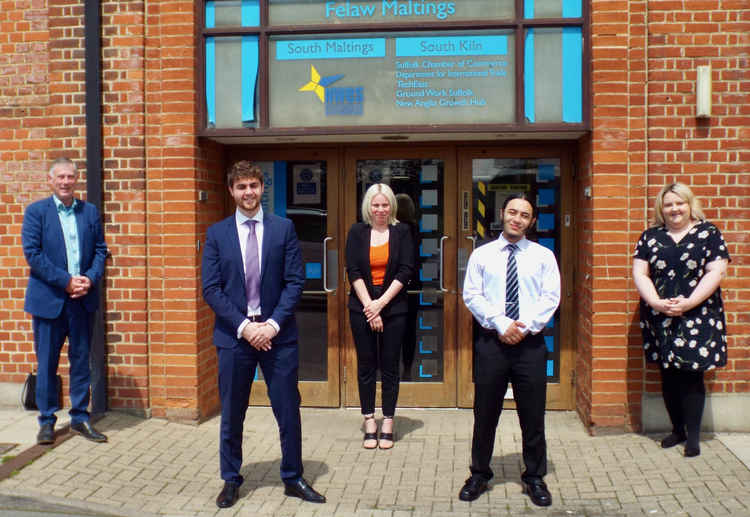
[244,220,260,310]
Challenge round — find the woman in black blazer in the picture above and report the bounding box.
[346,183,414,449]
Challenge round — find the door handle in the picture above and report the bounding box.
[465,235,476,253]
[323,236,335,293]
[439,235,449,293]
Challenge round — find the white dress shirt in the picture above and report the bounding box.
[235,207,280,336]
[463,233,561,336]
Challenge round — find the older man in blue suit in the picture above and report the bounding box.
[202,161,325,509]
[22,157,108,445]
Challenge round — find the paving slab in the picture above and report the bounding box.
[0,409,748,516]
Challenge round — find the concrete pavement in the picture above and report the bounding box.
[0,407,750,516]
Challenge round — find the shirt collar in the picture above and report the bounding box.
[53,196,78,213]
[236,206,263,226]
[497,233,528,251]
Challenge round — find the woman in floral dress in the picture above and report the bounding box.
[632,183,730,457]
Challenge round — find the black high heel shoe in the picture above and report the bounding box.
[363,415,378,449]
[379,417,394,449]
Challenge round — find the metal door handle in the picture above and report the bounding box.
[465,235,476,253]
[439,235,448,293]
[323,237,335,293]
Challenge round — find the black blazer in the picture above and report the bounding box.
[345,222,415,317]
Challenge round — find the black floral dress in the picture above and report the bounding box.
[634,221,730,371]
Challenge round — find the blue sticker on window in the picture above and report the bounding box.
[537,163,555,181]
[537,213,555,231]
[545,335,554,353]
[539,238,555,252]
[538,188,555,207]
[241,0,260,26]
[306,262,322,279]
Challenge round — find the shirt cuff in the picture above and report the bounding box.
[266,318,280,333]
[237,319,250,339]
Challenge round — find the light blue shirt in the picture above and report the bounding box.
[53,196,80,276]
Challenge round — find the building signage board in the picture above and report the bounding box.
[269,0,514,26]
[269,31,515,127]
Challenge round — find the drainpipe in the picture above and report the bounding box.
[84,0,107,414]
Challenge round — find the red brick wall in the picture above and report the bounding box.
[581,0,750,430]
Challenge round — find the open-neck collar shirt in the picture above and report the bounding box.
[53,195,80,276]
[463,233,561,336]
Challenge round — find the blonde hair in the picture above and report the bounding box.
[361,183,399,226]
[653,182,705,226]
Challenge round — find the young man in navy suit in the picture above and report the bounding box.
[22,157,109,445]
[202,161,325,508]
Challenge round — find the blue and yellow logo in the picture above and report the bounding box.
[298,65,364,116]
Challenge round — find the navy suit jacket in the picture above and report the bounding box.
[22,196,108,319]
[202,212,305,348]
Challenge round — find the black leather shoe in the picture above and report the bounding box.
[70,421,108,443]
[37,424,54,445]
[684,445,701,457]
[216,482,240,508]
[458,476,488,502]
[523,479,552,507]
[284,478,326,503]
[660,432,687,448]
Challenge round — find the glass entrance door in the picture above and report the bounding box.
[457,146,575,409]
[229,148,341,407]
[343,147,458,407]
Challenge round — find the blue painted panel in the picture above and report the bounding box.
[205,37,216,126]
[241,36,259,124]
[545,335,554,353]
[547,359,554,377]
[306,262,322,279]
[562,27,583,123]
[563,0,583,18]
[396,35,507,57]
[524,0,534,19]
[273,161,287,217]
[524,30,535,123]
[205,1,215,28]
[241,0,260,26]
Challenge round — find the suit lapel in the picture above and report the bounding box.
[260,213,273,282]
[225,216,244,278]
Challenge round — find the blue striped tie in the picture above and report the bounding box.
[506,243,519,321]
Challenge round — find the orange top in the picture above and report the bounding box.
[369,242,389,286]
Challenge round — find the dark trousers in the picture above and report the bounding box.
[217,340,302,485]
[32,298,92,427]
[470,331,547,483]
[349,310,407,417]
[661,366,705,448]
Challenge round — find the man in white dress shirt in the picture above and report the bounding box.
[459,193,561,507]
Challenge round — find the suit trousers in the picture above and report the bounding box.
[217,340,303,485]
[470,330,547,482]
[32,298,92,427]
[349,310,407,417]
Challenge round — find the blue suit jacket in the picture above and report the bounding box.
[202,212,305,348]
[22,196,108,319]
